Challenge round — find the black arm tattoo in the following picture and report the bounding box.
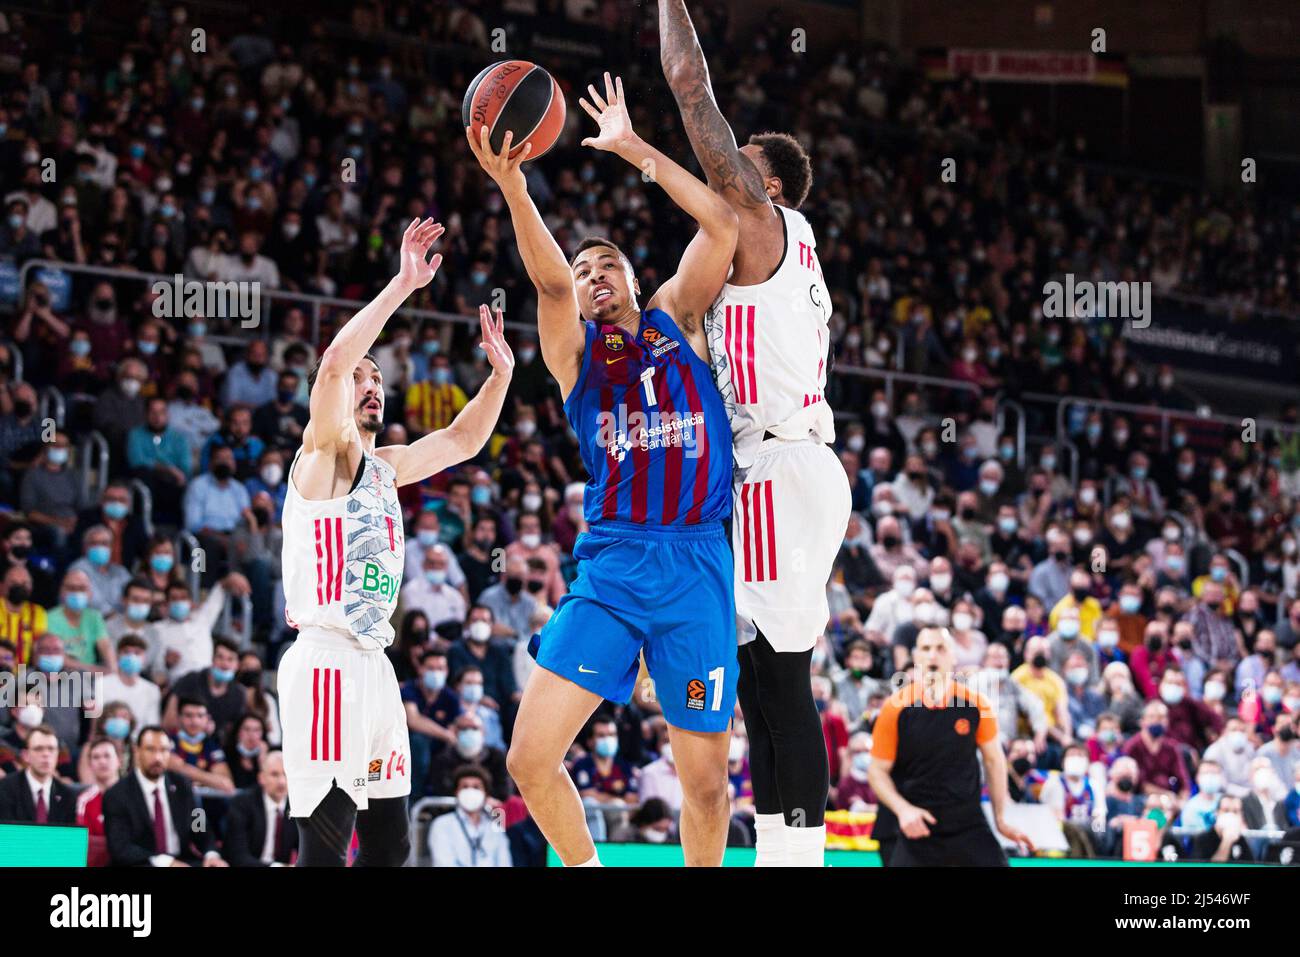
[659,0,769,210]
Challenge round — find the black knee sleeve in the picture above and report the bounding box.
[354,795,411,867]
[747,631,829,827]
[295,783,357,867]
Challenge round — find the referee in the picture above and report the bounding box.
[867,626,1034,866]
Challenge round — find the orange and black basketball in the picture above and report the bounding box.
[462,60,565,160]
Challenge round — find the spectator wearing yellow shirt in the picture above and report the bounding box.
[405,354,467,435]
[1012,635,1073,768]
[1049,569,1104,641]
[1,563,47,665]
[1191,554,1240,617]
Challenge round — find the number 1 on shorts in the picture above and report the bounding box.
[708,666,725,711]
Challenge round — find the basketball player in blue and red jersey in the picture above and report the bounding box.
[661,1,854,867]
[467,72,739,867]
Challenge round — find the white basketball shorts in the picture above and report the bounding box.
[278,627,411,817]
[732,438,852,653]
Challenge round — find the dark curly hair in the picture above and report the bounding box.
[749,131,812,209]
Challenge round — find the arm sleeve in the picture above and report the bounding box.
[975,692,1000,745]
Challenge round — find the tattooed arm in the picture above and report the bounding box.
[658,0,769,211]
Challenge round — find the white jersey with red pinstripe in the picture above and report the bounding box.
[704,203,836,472]
[281,446,405,650]
[705,204,850,653]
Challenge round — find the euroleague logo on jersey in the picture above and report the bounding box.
[642,326,680,358]
[953,718,971,736]
[686,678,706,711]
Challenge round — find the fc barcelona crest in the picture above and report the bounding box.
[604,332,625,352]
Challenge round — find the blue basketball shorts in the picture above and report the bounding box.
[528,519,737,733]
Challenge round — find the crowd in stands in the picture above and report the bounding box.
[0,0,1299,865]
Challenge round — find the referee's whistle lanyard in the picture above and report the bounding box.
[456,810,485,866]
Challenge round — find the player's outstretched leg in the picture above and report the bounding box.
[354,795,411,867]
[736,643,786,865]
[296,783,358,867]
[668,726,732,866]
[748,631,828,866]
[507,666,605,866]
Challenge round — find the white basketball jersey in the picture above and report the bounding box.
[704,204,836,472]
[282,446,405,650]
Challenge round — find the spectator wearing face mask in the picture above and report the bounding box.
[1104,582,1149,656]
[1259,713,1299,786]
[429,765,512,867]
[834,511,885,596]
[865,565,917,646]
[93,357,148,468]
[1241,671,1289,741]
[401,544,468,631]
[1,563,48,665]
[1102,756,1146,853]
[150,576,250,685]
[867,515,927,587]
[1099,662,1145,734]
[165,638,250,742]
[2,523,58,609]
[406,354,468,436]
[45,568,111,670]
[430,713,509,802]
[1121,700,1191,800]
[67,525,131,615]
[1012,636,1072,767]
[478,556,538,641]
[100,634,162,727]
[1129,620,1174,701]
[890,454,934,522]
[1179,759,1230,833]
[504,512,565,606]
[947,600,987,669]
[1028,528,1073,611]
[401,650,460,797]
[1202,717,1258,797]
[835,640,886,728]
[73,484,147,576]
[1192,555,1241,617]
[19,432,85,553]
[1188,795,1254,862]
[403,510,468,592]
[1049,570,1103,643]
[1062,649,1106,733]
[834,732,878,811]
[1158,668,1223,752]
[448,607,517,709]
[980,642,1047,751]
[1235,629,1279,701]
[1048,605,1099,683]
[1040,743,1106,854]
[571,716,639,806]
[1241,760,1289,832]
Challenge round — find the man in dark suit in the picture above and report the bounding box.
[102,725,229,867]
[222,749,297,866]
[0,725,77,824]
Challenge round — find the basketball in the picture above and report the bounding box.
[462,60,566,160]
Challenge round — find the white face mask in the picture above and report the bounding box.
[929,573,951,593]
[522,493,542,512]
[456,787,486,813]
[18,705,44,728]
[260,464,283,487]
[641,827,668,844]
[1063,756,1088,778]
[1097,629,1119,649]
[467,620,491,643]
[120,378,142,398]
[1203,681,1226,702]
[728,738,746,763]
[894,579,915,599]
[952,612,973,631]
[520,533,541,550]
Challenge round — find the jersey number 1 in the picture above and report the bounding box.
[640,367,657,408]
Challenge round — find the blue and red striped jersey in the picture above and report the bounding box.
[563,308,732,527]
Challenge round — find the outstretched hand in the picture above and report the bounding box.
[579,72,636,155]
[478,303,514,380]
[397,217,445,292]
[466,125,531,195]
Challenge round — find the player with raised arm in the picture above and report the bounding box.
[660,0,853,867]
[467,72,739,867]
[278,218,513,866]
